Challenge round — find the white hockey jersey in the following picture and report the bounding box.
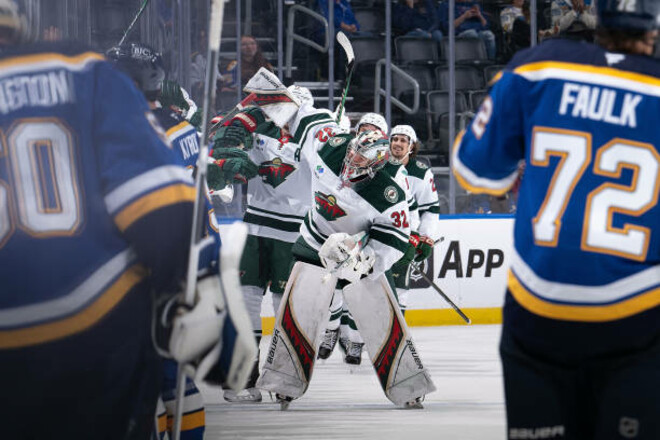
[405,159,441,241]
[244,129,311,243]
[289,107,411,278]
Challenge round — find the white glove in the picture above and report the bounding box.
[319,232,361,271]
[168,275,226,364]
[335,246,375,283]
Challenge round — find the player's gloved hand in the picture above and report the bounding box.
[414,235,434,262]
[393,233,419,269]
[319,232,374,283]
[208,147,258,185]
[213,125,253,150]
[161,80,190,113]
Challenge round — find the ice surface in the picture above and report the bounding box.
[199,325,506,440]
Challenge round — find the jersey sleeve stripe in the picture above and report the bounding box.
[114,183,195,231]
[513,61,660,96]
[105,165,193,214]
[369,229,410,254]
[243,212,302,233]
[508,270,660,322]
[0,51,105,80]
[166,121,196,143]
[371,223,409,242]
[452,130,519,196]
[0,262,146,348]
[247,205,305,220]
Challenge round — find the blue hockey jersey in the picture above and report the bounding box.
[0,42,196,349]
[454,39,659,350]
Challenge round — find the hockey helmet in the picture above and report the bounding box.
[288,84,314,107]
[597,0,660,31]
[340,130,390,189]
[107,43,165,97]
[389,125,418,164]
[356,113,388,135]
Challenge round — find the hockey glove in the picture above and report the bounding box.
[319,232,375,283]
[213,125,253,150]
[392,234,419,270]
[414,235,434,262]
[161,80,190,113]
[208,147,258,186]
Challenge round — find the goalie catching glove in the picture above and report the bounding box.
[207,147,258,188]
[319,232,375,283]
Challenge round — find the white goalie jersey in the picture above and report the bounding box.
[289,106,411,278]
[244,130,312,243]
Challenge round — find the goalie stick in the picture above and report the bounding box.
[335,31,355,125]
[117,0,150,46]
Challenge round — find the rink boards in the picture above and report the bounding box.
[218,215,514,329]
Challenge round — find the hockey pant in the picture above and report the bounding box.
[257,261,338,398]
[342,274,436,405]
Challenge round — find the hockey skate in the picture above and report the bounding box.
[403,396,425,409]
[344,342,364,365]
[223,387,262,403]
[275,393,294,411]
[318,328,339,360]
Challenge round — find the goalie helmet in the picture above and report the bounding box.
[356,113,388,135]
[288,84,314,107]
[389,125,418,165]
[597,0,660,31]
[106,43,165,98]
[340,130,390,190]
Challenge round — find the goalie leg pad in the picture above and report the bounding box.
[342,274,436,406]
[257,262,337,398]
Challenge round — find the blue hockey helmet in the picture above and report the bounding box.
[106,43,165,96]
[597,0,660,31]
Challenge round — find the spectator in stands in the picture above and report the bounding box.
[317,0,367,37]
[393,0,443,44]
[500,0,524,34]
[503,1,559,52]
[551,0,597,37]
[439,0,497,59]
[220,35,274,91]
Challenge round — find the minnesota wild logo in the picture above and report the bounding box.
[258,158,296,188]
[314,192,347,221]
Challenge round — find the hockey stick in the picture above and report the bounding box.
[335,31,355,124]
[409,262,471,324]
[117,0,150,46]
[172,1,226,439]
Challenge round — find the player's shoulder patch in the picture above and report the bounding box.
[328,135,347,147]
[355,172,406,213]
[415,160,428,170]
[383,185,399,204]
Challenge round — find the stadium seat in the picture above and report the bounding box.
[441,37,491,66]
[425,90,469,142]
[483,64,505,84]
[353,8,385,34]
[394,37,440,66]
[467,89,488,111]
[434,65,484,91]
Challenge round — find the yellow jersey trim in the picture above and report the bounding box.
[0,264,146,349]
[115,183,195,231]
[508,270,660,322]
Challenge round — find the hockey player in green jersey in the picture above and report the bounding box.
[211,85,315,403]
[389,125,441,311]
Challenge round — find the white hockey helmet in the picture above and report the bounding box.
[288,84,314,107]
[317,108,351,134]
[356,112,388,135]
[340,130,390,190]
[389,125,418,164]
